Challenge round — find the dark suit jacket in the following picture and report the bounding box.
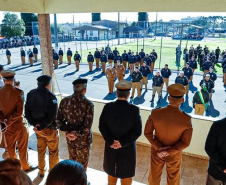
[99,100,142,178]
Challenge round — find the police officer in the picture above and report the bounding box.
[33,45,38,62]
[145,84,193,185]
[143,54,152,70]
[6,48,11,65]
[106,63,117,94]
[200,74,214,99]
[150,70,164,103]
[94,48,101,69]
[56,79,94,171]
[140,62,150,91]
[202,58,212,75]
[87,52,94,72]
[25,75,59,177]
[0,70,37,171]
[128,52,136,75]
[206,66,217,83]
[192,83,209,116]
[161,64,172,90]
[128,49,132,57]
[28,48,34,66]
[176,45,182,66]
[116,60,125,82]
[189,56,197,75]
[175,71,189,95]
[135,52,141,67]
[149,52,156,73]
[114,52,122,68]
[215,46,221,61]
[100,51,108,73]
[53,50,59,69]
[139,49,145,66]
[20,47,26,65]
[67,48,72,65]
[108,50,114,65]
[182,62,193,82]
[122,50,129,69]
[131,66,143,99]
[99,80,142,185]
[113,47,118,57]
[74,51,81,71]
[222,60,226,86]
[58,47,64,65]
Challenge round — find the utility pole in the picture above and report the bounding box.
[54,14,58,51]
[118,12,120,45]
[155,12,158,40]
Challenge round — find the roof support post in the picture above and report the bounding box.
[38,14,54,92]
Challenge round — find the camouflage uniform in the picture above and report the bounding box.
[56,92,94,171]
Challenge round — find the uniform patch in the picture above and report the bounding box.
[53,99,57,104]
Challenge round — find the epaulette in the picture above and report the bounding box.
[15,87,23,92]
[182,111,191,118]
[47,90,56,97]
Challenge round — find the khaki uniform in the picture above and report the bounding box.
[36,129,59,174]
[106,68,117,93]
[67,56,72,64]
[59,55,63,64]
[116,65,125,81]
[195,104,205,115]
[75,60,80,71]
[21,56,25,65]
[163,78,169,89]
[108,59,113,64]
[224,73,226,86]
[122,61,127,69]
[56,93,94,171]
[34,54,38,62]
[29,57,33,66]
[7,55,11,64]
[95,58,100,68]
[0,84,30,170]
[144,105,193,185]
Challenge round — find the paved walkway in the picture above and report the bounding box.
[1,59,226,119]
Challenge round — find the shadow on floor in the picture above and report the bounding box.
[189,81,198,93]
[103,92,117,100]
[205,99,220,118]
[64,70,78,77]
[91,72,105,81]
[180,95,193,113]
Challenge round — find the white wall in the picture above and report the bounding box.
[56,94,217,158]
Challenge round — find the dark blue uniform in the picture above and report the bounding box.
[161,68,172,78]
[175,76,188,86]
[182,67,193,80]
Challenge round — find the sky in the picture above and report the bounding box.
[1,12,226,23]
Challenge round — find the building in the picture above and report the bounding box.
[123,26,145,38]
[73,25,116,40]
[92,20,126,38]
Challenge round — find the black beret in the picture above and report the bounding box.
[72,78,87,85]
[37,75,51,83]
[186,62,190,65]
[165,64,168,66]
[135,66,139,69]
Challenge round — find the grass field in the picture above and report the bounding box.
[63,38,226,74]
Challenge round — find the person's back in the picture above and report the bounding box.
[205,117,226,184]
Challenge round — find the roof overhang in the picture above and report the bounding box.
[0,0,226,13]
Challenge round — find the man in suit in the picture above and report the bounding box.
[144,84,193,185]
[99,80,142,185]
[205,117,226,185]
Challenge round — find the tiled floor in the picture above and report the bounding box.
[27,129,209,185]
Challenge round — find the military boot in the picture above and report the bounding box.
[150,95,155,102]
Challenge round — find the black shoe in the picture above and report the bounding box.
[39,173,45,178]
[59,63,62,65]
[30,65,33,67]
[24,164,38,172]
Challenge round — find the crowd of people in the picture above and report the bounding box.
[0,69,225,185]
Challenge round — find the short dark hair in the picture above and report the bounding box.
[0,65,3,72]
[46,160,87,185]
[117,90,130,99]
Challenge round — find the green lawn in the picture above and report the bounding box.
[63,38,226,74]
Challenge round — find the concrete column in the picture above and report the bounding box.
[38,14,53,76]
[38,14,54,92]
